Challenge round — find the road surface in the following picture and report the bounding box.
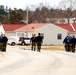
[0,46,76,75]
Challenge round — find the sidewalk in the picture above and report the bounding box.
[0,52,4,58]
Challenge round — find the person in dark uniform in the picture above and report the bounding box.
[36,33,43,52]
[70,36,76,53]
[63,34,72,52]
[1,34,8,52]
[30,34,36,51]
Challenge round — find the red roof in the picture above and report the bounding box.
[72,23,76,30]
[2,23,76,32]
[55,23,75,32]
[2,24,25,31]
[15,23,47,31]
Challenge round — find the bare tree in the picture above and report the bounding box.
[59,0,76,10]
[59,0,76,23]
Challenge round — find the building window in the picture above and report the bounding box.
[40,33,44,39]
[17,33,24,37]
[57,33,62,40]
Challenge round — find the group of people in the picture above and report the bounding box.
[63,34,76,53]
[0,33,8,52]
[30,33,43,52]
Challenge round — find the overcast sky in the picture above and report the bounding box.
[0,0,62,9]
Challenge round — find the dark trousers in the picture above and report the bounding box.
[65,44,71,52]
[0,43,2,49]
[71,44,75,52]
[31,42,36,51]
[1,42,7,52]
[37,42,42,52]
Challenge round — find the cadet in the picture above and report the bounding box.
[63,34,72,52]
[30,34,37,51]
[36,33,43,52]
[1,34,8,52]
[70,36,76,53]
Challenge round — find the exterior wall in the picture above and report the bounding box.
[6,31,33,38]
[74,32,76,37]
[16,31,33,38]
[69,32,74,36]
[25,32,33,38]
[6,32,16,38]
[36,23,68,45]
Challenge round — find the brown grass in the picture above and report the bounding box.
[8,45,65,51]
[41,45,65,50]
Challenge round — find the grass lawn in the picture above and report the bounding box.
[41,45,65,50]
[11,45,65,51]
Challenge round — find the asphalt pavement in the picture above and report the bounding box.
[0,46,76,75]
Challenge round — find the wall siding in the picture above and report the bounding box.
[36,24,68,45]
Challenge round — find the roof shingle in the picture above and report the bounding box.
[55,24,74,32]
[15,23,47,31]
[2,24,25,31]
[2,23,76,32]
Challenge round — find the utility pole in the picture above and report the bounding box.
[26,6,28,37]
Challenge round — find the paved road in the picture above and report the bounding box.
[0,46,76,75]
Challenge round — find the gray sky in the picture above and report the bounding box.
[0,0,62,9]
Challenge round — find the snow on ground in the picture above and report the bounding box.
[0,46,76,75]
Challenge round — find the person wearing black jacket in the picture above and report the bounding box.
[1,34,8,52]
[63,35,72,52]
[70,36,76,53]
[36,33,43,52]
